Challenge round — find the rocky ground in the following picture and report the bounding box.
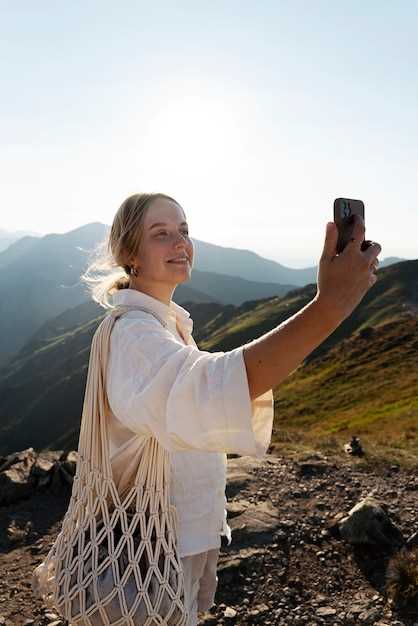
[0,448,417,626]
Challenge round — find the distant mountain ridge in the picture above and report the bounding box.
[0,221,406,274]
[0,221,411,366]
[0,227,42,253]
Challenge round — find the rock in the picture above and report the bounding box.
[358,608,383,624]
[316,606,337,616]
[346,603,370,619]
[30,456,55,487]
[0,449,35,474]
[58,463,75,485]
[248,603,269,618]
[297,461,332,478]
[228,500,280,547]
[217,547,269,584]
[225,468,253,498]
[225,500,249,519]
[49,461,71,493]
[338,496,404,547]
[327,512,346,538]
[223,607,237,618]
[343,436,364,456]
[6,512,33,545]
[0,447,37,505]
[61,450,78,477]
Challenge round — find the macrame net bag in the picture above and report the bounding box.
[32,305,189,625]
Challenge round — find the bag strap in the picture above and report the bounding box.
[103,305,177,532]
[78,304,168,481]
[109,303,168,329]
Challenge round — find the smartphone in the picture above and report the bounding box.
[333,198,372,254]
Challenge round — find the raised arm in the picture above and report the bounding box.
[242,215,382,400]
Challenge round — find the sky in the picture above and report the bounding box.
[1,1,417,268]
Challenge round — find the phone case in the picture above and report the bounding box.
[333,198,372,253]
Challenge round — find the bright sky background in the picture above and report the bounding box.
[1,1,417,267]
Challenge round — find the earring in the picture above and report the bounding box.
[131,266,139,277]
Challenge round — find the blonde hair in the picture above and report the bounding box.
[80,192,182,310]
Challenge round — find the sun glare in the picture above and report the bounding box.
[139,83,252,178]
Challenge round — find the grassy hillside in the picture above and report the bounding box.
[271,315,418,468]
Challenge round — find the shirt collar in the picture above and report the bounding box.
[111,288,194,336]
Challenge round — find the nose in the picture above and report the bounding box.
[171,233,187,252]
[174,232,188,246]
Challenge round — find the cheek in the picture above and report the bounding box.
[151,239,169,252]
[143,241,168,265]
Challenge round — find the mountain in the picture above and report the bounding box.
[0,228,42,253]
[0,220,410,368]
[191,240,407,284]
[0,222,296,366]
[0,235,41,267]
[0,223,109,366]
[199,258,418,356]
[0,259,416,457]
[379,256,406,268]
[0,223,407,278]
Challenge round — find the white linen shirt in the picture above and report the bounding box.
[105,288,274,557]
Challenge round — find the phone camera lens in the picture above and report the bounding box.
[341,200,351,219]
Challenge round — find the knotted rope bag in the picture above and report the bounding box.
[32,304,189,625]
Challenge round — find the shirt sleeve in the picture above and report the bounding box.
[106,314,274,457]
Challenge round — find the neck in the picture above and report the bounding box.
[127,280,174,307]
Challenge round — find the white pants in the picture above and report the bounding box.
[180,547,220,626]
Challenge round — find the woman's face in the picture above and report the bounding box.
[128,197,194,303]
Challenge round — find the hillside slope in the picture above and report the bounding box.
[0,260,416,461]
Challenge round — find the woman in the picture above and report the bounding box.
[82,192,381,625]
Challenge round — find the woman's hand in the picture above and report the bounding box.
[315,214,382,322]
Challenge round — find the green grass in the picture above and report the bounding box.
[269,315,418,469]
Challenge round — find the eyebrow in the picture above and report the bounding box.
[149,221,188,230]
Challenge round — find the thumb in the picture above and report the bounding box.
[321,222,337,261]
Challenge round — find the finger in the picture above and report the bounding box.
[361,239,374,252]
[363,241,383,263]
[321,222,338,261]
[344,214,366,253]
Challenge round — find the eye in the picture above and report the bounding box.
[156,229,189,237]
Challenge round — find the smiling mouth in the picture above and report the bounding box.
[167,259,190,265]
